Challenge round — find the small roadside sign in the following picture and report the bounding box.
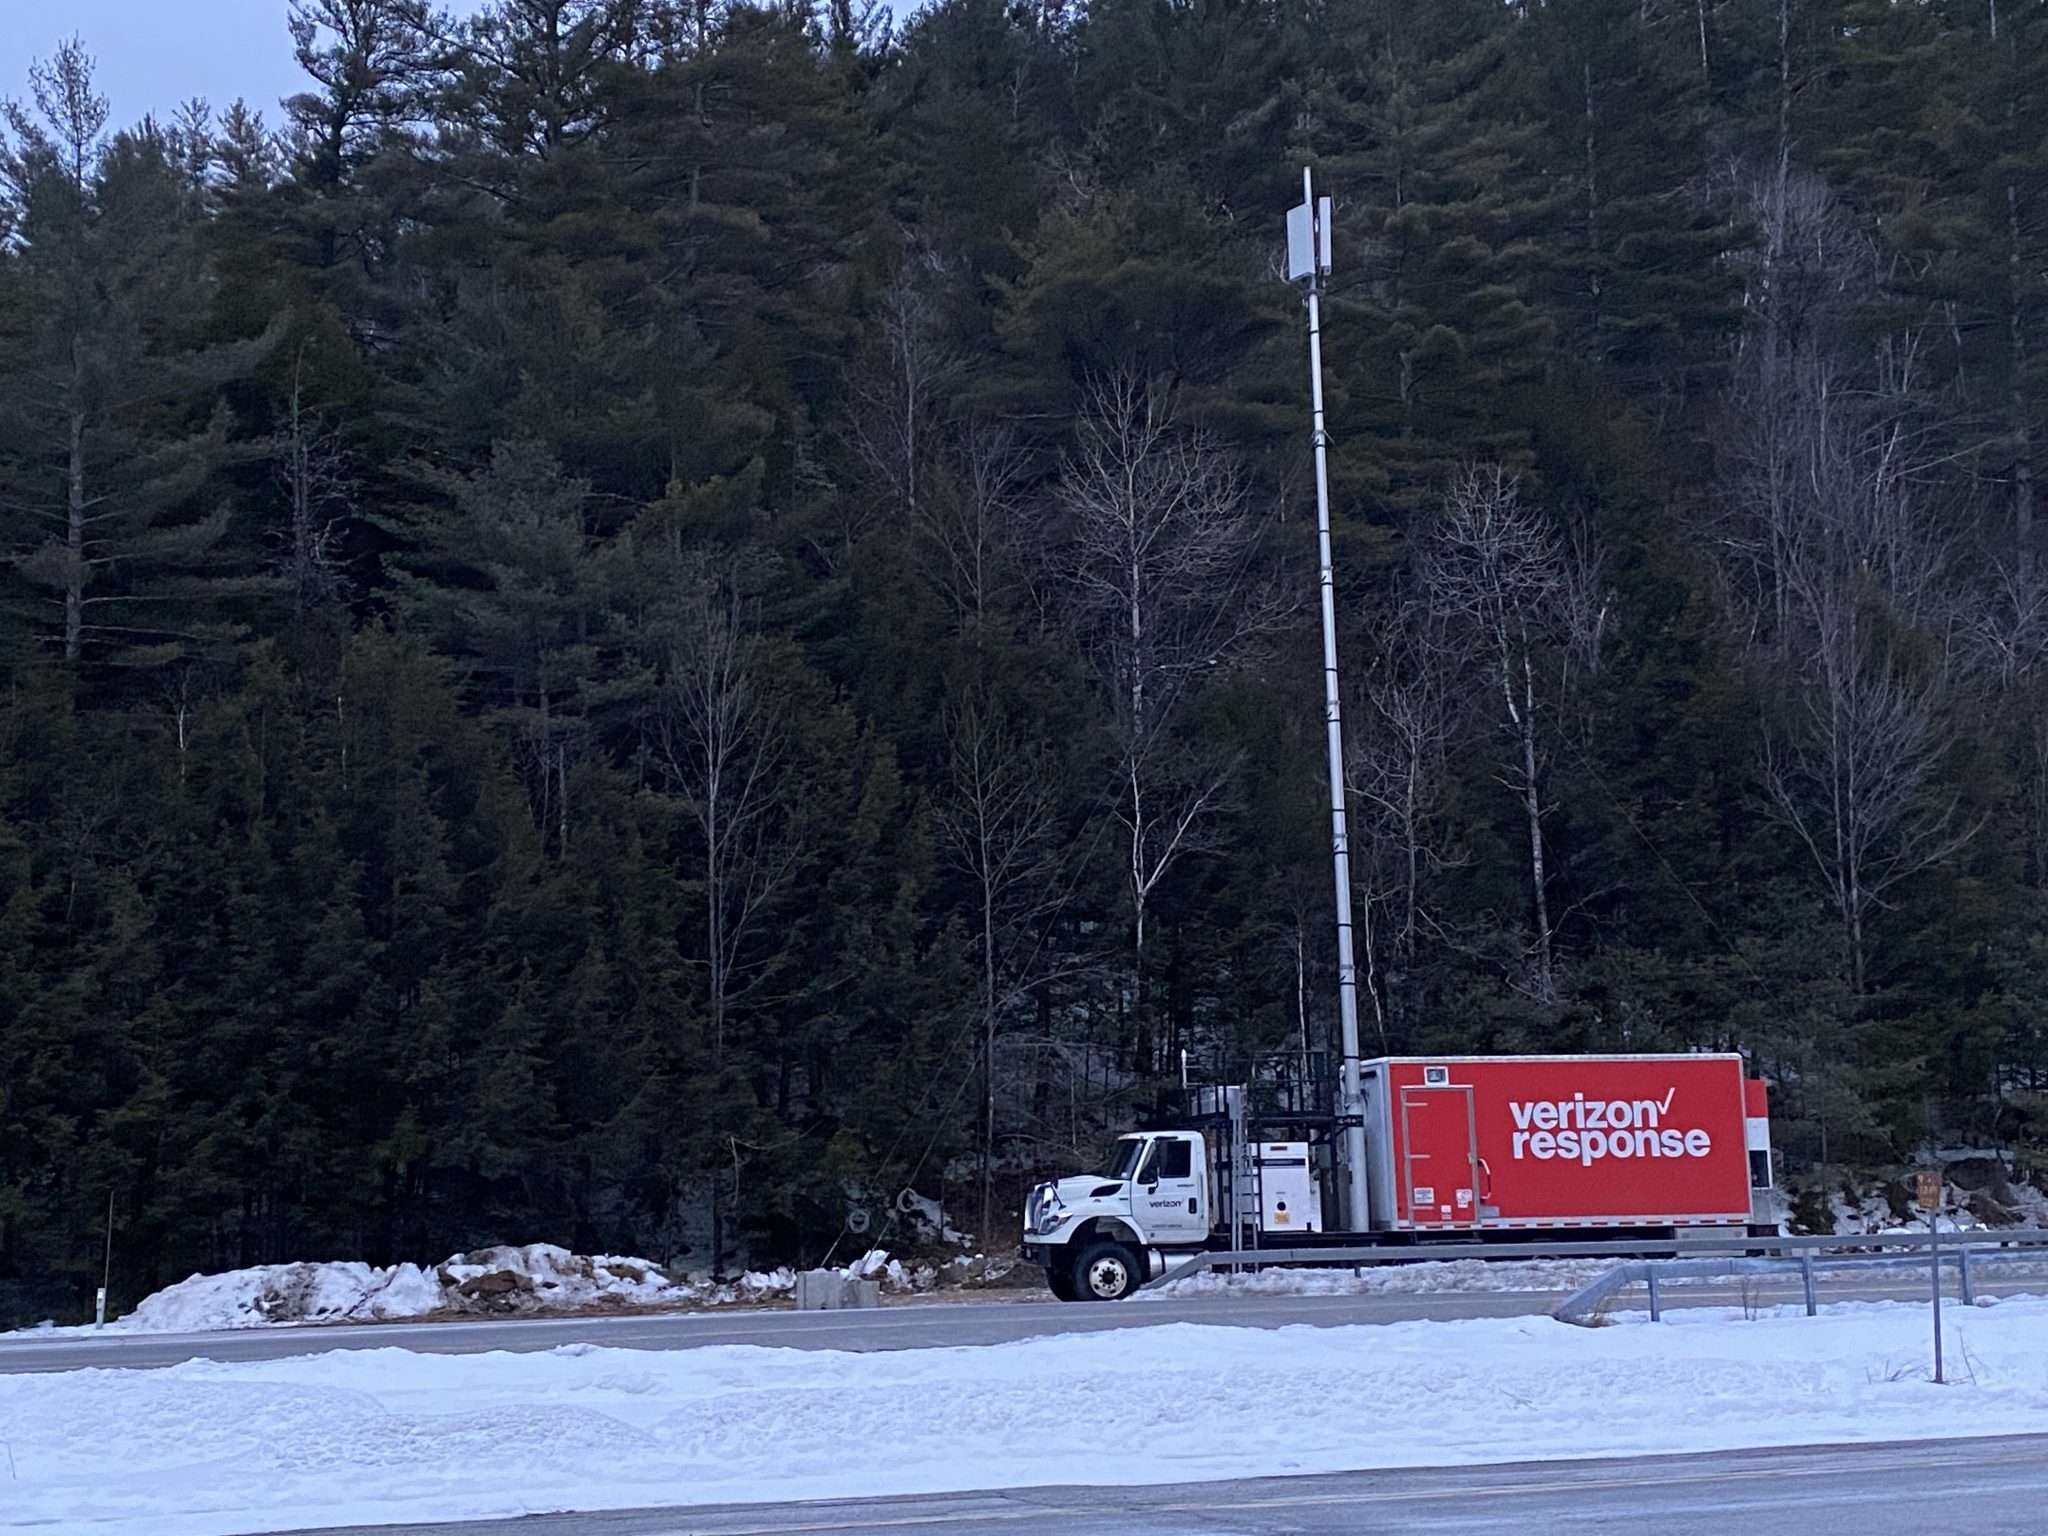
[1915,1167,1946,1385]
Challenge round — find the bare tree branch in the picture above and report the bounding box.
[934,697,1068,1236]
[1418,464,1598,1005]
[1348,595,1466,1027]
[1046,365,1286,1065]
[840,256,966,560]
[655,573,799,1057]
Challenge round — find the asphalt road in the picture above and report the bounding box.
[1,1269,2034,1374]
[275,1435,2048,1536]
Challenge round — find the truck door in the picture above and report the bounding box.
[1134,1134,1207,1244]
[1400,1086,1478,1229]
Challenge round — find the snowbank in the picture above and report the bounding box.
[3,1296,2046,1534]
[122,1260,446,1332]
[1139,1256,1614,1299]
[9,1244,934,1336]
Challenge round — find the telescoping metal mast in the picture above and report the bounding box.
[1286,167,1370,1232]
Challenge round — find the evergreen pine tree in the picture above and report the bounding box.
[0,43,279,670]
[1304,0,1556,515]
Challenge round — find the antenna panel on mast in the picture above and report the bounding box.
[1286,192,1334,282]
[1286,201,1316,282]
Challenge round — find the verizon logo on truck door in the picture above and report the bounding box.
[1508,1089,1714,1166]
[1382,1055,1752,1226]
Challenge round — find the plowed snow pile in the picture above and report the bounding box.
[12,1245,928,1334]
[119,1246,724,1331]
[125,1260,450,1330]
[3,1295,2046,1535]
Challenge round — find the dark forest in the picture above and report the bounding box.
[2,0,2044,1314]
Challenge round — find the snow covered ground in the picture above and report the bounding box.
[1141,1252,2048,1300]
[4,1295,2046,1535]
[1141,1256,1615,1298]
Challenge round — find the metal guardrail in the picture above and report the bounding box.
[1551,1228,2048,1325]
[1145,1227,2048,1294]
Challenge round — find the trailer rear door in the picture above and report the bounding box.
[1399,1086,1477,1228]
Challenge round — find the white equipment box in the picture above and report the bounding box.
[1257,1142,1322,1233]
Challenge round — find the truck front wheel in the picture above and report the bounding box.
[1071,1240,1142,1301]
[1045,1262,1077,1301]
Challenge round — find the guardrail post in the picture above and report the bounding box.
[1800,1253,1816,1316]
[1958,1245,1973,1306]
[1646,1271,1662,1322]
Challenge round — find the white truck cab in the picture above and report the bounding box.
[1020,1131,1206,1299]
[1021,1129,1318,1299]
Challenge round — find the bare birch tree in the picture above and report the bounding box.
[1718,169,1875,652]
[656,578,798,1060]
[274,351,351,615]
[934,699,1065,1236]
[841,258,964,561]
[1349,598,1465,1029]
[1723,238,1982,994]
[1761,638,1976,996]
[915,425,1029,642]
[1745,358,1981,995]
[1420,465,1603,1004]
[1053,367,1278,1064]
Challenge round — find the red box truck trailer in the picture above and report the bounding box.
[1361,1054,1769,1232]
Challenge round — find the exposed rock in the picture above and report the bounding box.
[1946,1158,2010,1198]
[454,1269,523,1299]
[1968,1191,2019,1227]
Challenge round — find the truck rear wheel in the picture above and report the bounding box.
[1045,1262,1077,1301]
[1072,1240,1142,1301]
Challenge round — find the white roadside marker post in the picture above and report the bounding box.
[1916,1167,1943,1384]
[97,1189,113,1329]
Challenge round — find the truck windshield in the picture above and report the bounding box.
[1100,1138,1145,1181]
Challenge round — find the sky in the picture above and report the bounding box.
[2,0,311,132]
